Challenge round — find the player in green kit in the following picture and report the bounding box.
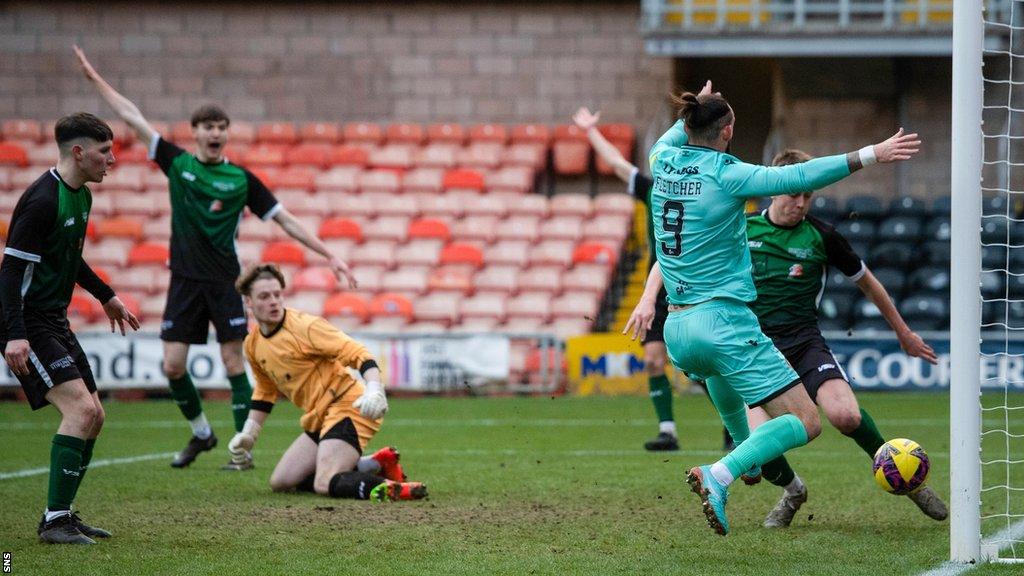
[0,113,140,543]
[75,46,358,470]
[625,82,920,535]
[745,149,946,527]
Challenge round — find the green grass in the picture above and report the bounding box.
[0,392,1020,575]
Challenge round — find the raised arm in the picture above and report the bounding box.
[855,269,938,365]
[74,45,156,144]
[573,107,635,183]
[724,128,921,199]
[273,208,357,289]
[648,120,690,169]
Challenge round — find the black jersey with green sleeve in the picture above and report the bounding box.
[630,169,656,270]
[746,211,865,331]
[149,135,280,281]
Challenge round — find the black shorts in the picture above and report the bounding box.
[1,309,97,410]
[305,417,361,454]
[764,323,848,403]
[160,274,248,344]
[641,286,670,345]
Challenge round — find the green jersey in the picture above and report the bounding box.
[746,211,865,331]
[150,136,280,282]
[648,120,852,305]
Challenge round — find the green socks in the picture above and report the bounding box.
[705,376,750,445]
[761,455,796,487]
[228,373,252,433]
[845,408,886,458]
[720,414,808,479]
[168,373,203,421]
[648,375,674,423]
[48,434,85,512]
[79,438,96,485]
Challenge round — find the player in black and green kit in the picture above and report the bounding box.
[0,113,140,544]
[76,46,358,470]
[746,149,946,527]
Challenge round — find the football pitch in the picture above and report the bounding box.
[0,391,1019,576]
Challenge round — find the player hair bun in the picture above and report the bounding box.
[673,90,732,130]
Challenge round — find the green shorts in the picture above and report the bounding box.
[664,298,800,407]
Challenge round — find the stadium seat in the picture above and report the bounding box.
[498,317,545,335]
[257,122,298,144]
[368,292,415,320]
[919,241,949,266]
[460,293,508,321]
[870,267,907,297]
[519,266,563,294]
[549,193,593,218]
[292,267,338,293]
[868,242,914,268]
[102,165,148,192]
[395,239,443,267]
[0,143,29,167]
[487,166,535,194]
[333,194,376,219]
[851,318,895,333]
[285,143,333,169]
[407,218,450,241]
[492,215,539,242]
[68,293,99,323]
[485,241,530,268]
[348,240,397,268]
[529,240,574,268]
[562,264,611,293]
[982,245,1008,270]
[594,193,635,217]
[834,220,876,244]
[95,217,144,240]
[426,123,466,144]
[440,242,484,268]
[414,292,460,324]
[83,238,134,267]
[510,124,551,144]
[876,216,923,244]
[379,266,430,295]
[332,145,370,167]
[343,122,384,145]
[572,241,618,267]
[545,318,593,339]
[468,124,508,144]
[417,192,464,220]
[403,168,445,193]
[889,196,928,218]
[844,195,886,221]
[112,143,148,165]
[127,242,169,266]
[10,165,48,190]
[503,193,549,218]
[550,291,600,319]
[386,123,425,145]
[299,122,341,143]
[358,169,402,194]
[449,317,499,333]
[442,167,485,191]
[462,194,507,218]
[501,144,547,170]
[0,167,11,192]
[275,167,318,192]
[540,216,584,242]
[982,195,1011,217]
[362,216,410,243]
[448,216,495,243]
[595,123,634,175]
[929,195,951,217]
[243,144,289,167]
[474,265,518,295]
[582,215,630,244]
[458,142,503,170]
[552,125,590,176]
[924,216,951,242]
[314,166,362,193]
[371,193,420,218]
[427,266,474,295]
[817,293,855,326]
[113,267,166,294]
[2,119,43,143]
[262,241,306,266]
[899,294,949,328]
[369,144,415,170]
[981,270,1005,300]
[323,292,370,323]
[981,218,1009,244]
[507,292,552,321]
[852,296,894,325]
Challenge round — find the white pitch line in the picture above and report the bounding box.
[917,519,1024,576]
[0,451,177,481]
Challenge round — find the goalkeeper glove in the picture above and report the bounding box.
[228,418,262,463]
[353,380,388,419]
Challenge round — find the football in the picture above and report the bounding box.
[873,438,931,495]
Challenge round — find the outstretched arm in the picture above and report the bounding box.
[573,107,635,183]
[855,269,938,365]
[273,208,357,289]
[74,45,156,144]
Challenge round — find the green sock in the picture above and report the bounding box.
[845,408,886,459]
[648,375,674,423]
[168,373,203,421]
[228,373,252,433]
[48,434,86,512]
[761,456,796,487]
[720,414,808,479]
[78,438,96,485]
[705,376,750,445]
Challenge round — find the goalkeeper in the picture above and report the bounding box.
[230,263,427,502]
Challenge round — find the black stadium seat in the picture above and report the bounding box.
[981,218,1009,244]
[818,292,856,325]
[889,196,928,218]
[818,318,850,332]
[809,196,841,222]
[920,241,950,266]
[870,267,907,297]
[983,195,1011,217]
[844,195,887,221]
[981,245,1008,270]
[851,317,893,333]
[924,217,951,242]
[826,268,860,296]
[835,220,877,244]
[930,196,951,216]
[980,271,1005,299]
[876,216,923,244]
[909,266,951,293]
[899,294,949,320]
[869,241,914,268]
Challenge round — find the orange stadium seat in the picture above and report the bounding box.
[529,240,575,268]
[314,166,362,193]
[2,119,43,143]
[323,292,370,322]
[369,292,414,320]
[68,293,98,322]
[170,121,193,143]
[127,242,169,266]
[596,123,635,175]
[414,292,460,324]
[394,240,443,267]
[243,144,288,167]
[550,193,593,218]
[442,168,485,192]
[439,242,484,268]
[468,124,508,144]
[506,292,551,321]
[458,142,503,170]
[300,122,341,143]
[24,143,57,166]
[502,143,547,170]
[249,167,280,188]
[0,219,9,241]
[257,122,298,144]
[343,122,384,145]
[332,145,370,167]
[113,267,160,294]
[519,266,563,294]
[0,167,11,191]
[487,166,535,195]
[484,240,530,267]
[0,143,28,167]
[228,121,257,144]
[10,166,48,190]
[562,264,611,293]
[319,217,363,241]
[402,168,445,194]
[510,124,551,144]
[552,125,590,176]
[493,215,539,242]
[473,265,518,295]
[460,293,507,321]
[262,241,306,266]
[540,216,584,242]
[573,241,618,267]
[594,193,636,217]
[386,123,425,145]
[275,166,317,191]
[427,266,474,294]
[292,267,338,293]
[285,143,333,168]
[114,144,150,165]
[95,217,144,241]
[407,218,451,241]
[450,215,497,243]
[426,123,466,144]
[415,143,459,169]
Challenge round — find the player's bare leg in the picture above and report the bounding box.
[269,433,318,492]
[164,341,217,468]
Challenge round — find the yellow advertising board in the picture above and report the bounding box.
[565,333,684,396]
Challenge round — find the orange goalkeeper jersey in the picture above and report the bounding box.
[245,308,376,433]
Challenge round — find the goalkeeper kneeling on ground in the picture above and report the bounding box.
[230,263,427,502]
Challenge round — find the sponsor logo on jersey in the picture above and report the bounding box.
[818,363,836,372]
[181,171,196,182]
[212,181,236,192]
[748,241,763,248]
[788,264,804,277]
[787,247,813,259]
[210,199,223,212]
[229,317,247,327]
[64,217,75,227]
[662,164,700,175]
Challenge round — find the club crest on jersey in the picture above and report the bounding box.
[212,181,236,192]
[64,216,75,227]
[788,264,804,277]
[210,199,223,212]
